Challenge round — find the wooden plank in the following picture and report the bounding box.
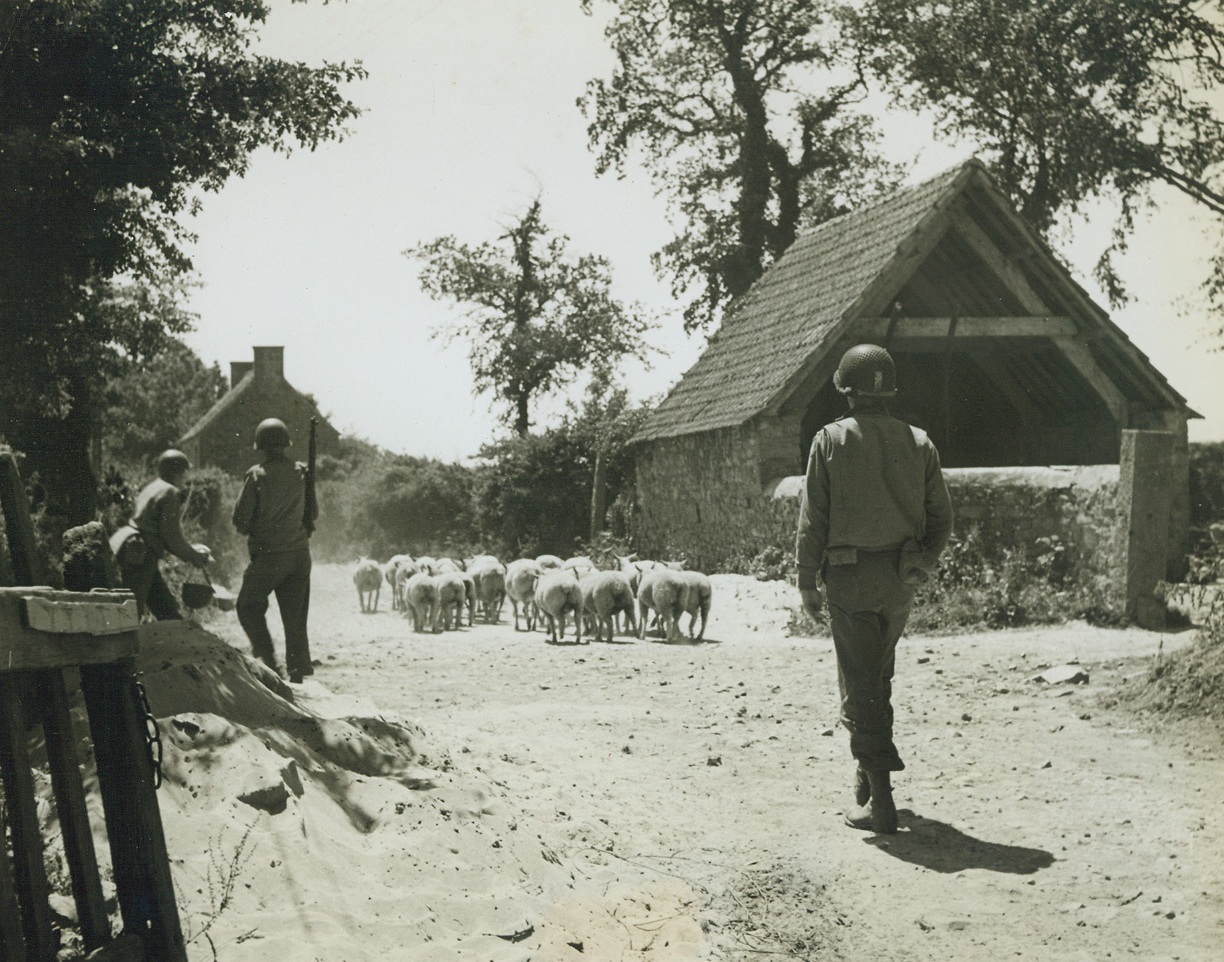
[854,315,1076,338]
[21,596,139,636]
[79,660,187,962]
[1054,336,1130,425]
[0,450,44,586]
[42,672,111,952]
[0,589,139,672]
[0,631,139,673]
[0,811,28,962]
[0,674,57,960]
[950,210,1053,315]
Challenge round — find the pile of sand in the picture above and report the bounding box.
[42,622,696,961]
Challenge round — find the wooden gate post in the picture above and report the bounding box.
[79,660,187,962]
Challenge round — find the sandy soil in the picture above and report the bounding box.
[68,562,1222,961]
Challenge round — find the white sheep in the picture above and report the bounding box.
[562,555,596,577]
[677,570,713,641]
[469,561,507,623]
[403,571,440,633]
[579,570,637,643]
[636,567,690,642]
[460,570,478,625]
[353,557,383,612]
[534,568,584,644]
[505,558,542,631]
[383,554,413,610]
[429,556,462,575]
[535,554,564,570]
[393,560,422,611]
[435,571,469,630]
[615,554,672,592]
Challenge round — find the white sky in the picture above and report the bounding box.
[181,0,1224,461]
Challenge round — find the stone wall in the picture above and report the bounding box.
[633,425,766,571]
[770,466,1125,605]
[634,426,1179,625]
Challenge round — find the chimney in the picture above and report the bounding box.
[229,361,253,390]
[252,346,285,381]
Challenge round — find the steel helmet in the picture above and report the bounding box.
[254,417,291,451]
[155,449,190,480]
[833,344,897,397]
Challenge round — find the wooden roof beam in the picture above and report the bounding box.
[950,209,1057,317]
[1054,336,1130,425]
[853,316,1078,339]
[970,355,1045,433]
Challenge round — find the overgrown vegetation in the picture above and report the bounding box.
[1113,485,1224,723]
[311,438,480,562]
[753,524,1126,637]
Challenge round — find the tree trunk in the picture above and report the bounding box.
[514,392,530,437]
[589,446,607,542]
[9,379,99,527]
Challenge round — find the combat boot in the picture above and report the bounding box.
[843,770,897,834]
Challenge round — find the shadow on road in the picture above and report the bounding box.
[864,810,1055,874]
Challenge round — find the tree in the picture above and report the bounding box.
[857,0,1224,308]
[101,335,229,472]
[471,384,649,558]
[580,0,901,331]
[406,198,654,435]
[0,0,364,523]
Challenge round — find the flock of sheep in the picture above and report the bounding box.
[351,553,713,644]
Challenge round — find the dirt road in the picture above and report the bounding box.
[206,563,1223,960]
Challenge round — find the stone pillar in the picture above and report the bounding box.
[1119,430,1175,628]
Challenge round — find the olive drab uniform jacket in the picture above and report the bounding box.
[796,411,954,590]
[231,455,316,557]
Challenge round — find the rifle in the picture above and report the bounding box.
[304,416,318,535]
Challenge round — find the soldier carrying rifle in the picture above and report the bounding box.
[232,416,319,684]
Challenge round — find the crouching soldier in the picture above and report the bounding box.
[232,417,317,683]
[110,449,213,620]
[795,344,953,834]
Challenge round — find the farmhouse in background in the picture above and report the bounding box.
[631,159,1197,626]
[177,346,341,476]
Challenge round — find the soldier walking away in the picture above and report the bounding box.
[109,449,213,620]
[795,344,954,834]
[232,417,317,683]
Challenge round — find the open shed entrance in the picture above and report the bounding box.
[799,342,1121,469]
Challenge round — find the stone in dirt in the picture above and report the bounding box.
[1030,664,1089,685]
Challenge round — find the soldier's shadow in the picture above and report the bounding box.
[864,810,1055,874]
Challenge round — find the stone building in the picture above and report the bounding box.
[631,159,1197,625]
[177,346,341,476]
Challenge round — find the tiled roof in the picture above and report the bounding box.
[179,372,254,443]
[632,162,974,442]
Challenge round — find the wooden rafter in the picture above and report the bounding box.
[950,208,1053,316]
[1054,336,1130,425]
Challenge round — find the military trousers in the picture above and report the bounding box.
[824,547,913,772]
[236,548,313,678]
[119,556,183,622]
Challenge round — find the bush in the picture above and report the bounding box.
[1189,441,1224,526]
[907,526,1126,633]
[311,439,480,561]
[473,430,592,559]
